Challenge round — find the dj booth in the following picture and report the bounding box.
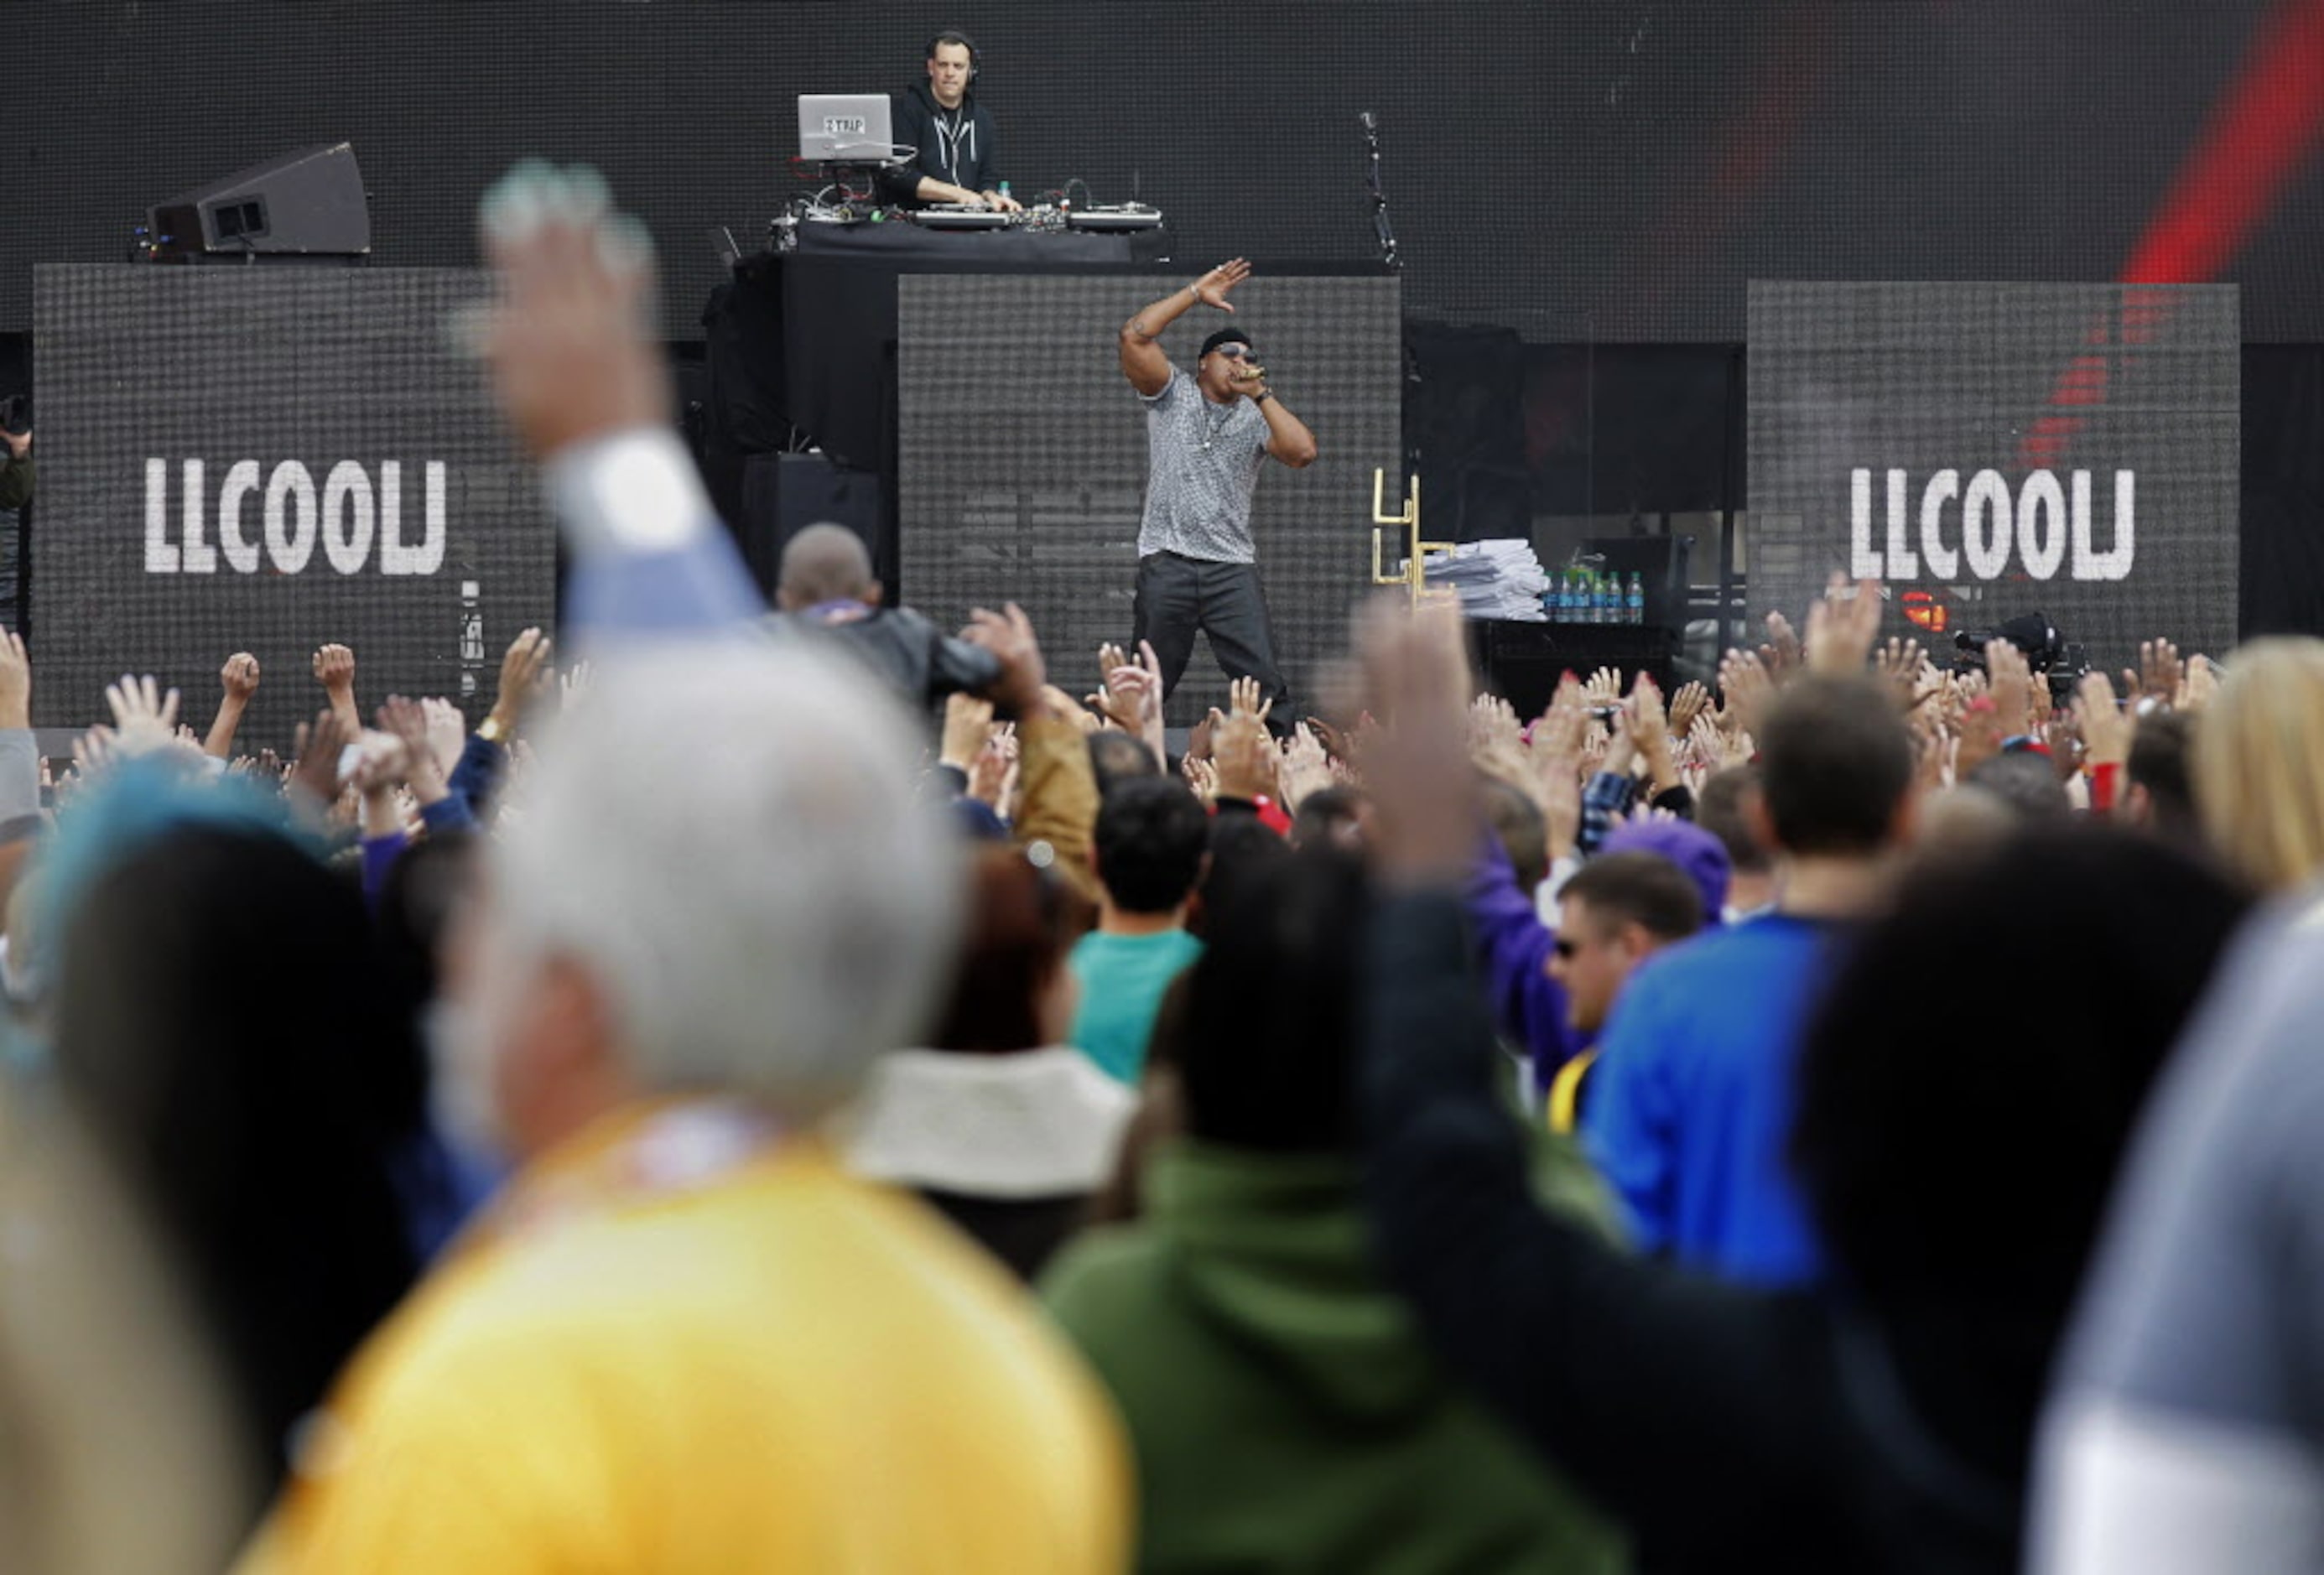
[707,221,1167,494]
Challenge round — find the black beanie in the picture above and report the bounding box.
[1199,326,1252,359]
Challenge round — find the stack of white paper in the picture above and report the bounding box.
[1403,538,1552,621]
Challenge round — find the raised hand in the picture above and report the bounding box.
[1213,710,1279,803]
[0,632,29,732]
[287,709,351,808]
[2042,711,2087,782]
[377,695,451,806]
[487,626,552,738]
[420,697,467,776]
[1229,673,1275,727]
[1627,672,1678,791]
[345,729,411,798]
[312,643,356,695]
[2179,652,2220,712]
[1985,639,2036,737]
[1526,677,1588,858]
[2075,671,2134,769]
[1467,693,1524,762]
[221,652,261,702]
[941,693,995,772]
[1804,574,1883,676]
[1355,595,1476,882]
[205,650,258,759]
[1306,715,1354,763]
[1181,753,1219,806]
[1087,642,1136,727]
[477,161,668,460]
[2127,639,2184,710]
[105,673,184,758]
[1956,691,2005,781]
[312,642,359,735]
[1279,723,1334,814]
[1582,665,1624,708]
[1759,611,1803,682]
[1089,640,1164,751]
[1666,679,1710,741]
[1874,636,1925,709]
[1193,257,1252,313]
[970,721,1017,810]
[71,725,115,782]
[1717,648,1775,738]
[962,603,1048,716]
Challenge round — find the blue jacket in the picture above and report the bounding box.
[1583,912,1843,1287]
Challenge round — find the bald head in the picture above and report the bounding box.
[777,524,880,611]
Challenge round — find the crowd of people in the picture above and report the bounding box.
[0,164,2313,1575]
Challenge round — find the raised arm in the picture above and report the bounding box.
[205,652,261,760]
[1119,259,1249,398]
[478,163,762,641]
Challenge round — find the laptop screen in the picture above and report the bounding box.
[798,95,895,163]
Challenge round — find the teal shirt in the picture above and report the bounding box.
[1068,928,1204,1083]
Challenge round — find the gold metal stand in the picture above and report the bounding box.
[1370,470,1458,607]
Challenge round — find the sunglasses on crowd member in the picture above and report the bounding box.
[1214,343,1258,360]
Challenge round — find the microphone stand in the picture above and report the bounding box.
[1360,111,1401,273]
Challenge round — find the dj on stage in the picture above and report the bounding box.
[877,30,1021,212]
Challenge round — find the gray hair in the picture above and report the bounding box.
[491,641,960,1120]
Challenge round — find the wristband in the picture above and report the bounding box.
[1252,389,1273,404]
[2088,760,2121,813]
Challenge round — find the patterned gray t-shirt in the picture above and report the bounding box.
[1137,367,1269,563]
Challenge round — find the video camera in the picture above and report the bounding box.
[1953,611,2090,704]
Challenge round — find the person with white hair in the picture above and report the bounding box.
[236,163,1128,1574]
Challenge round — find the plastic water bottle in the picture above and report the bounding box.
[1594,573,1617,625]
[1625,572,1646,625]
[1557,567,1581,621]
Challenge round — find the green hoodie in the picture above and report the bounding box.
[1042,1139,1629,1574]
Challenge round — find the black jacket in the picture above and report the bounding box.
[0,454,31,512]
[876,83,1002,206]
[767,603,1001,715]
[1360,892,2033,1575]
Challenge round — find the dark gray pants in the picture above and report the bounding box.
[1132,551,1292,720]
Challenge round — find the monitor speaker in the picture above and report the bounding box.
[145,143,370,262]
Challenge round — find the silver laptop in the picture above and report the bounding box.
[798,94,897,163]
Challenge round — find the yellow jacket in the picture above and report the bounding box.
[240,1100,1131,1573]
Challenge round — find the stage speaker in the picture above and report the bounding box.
[738,453,886,600]
[145,143,371,262]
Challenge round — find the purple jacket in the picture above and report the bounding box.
[1464,836,1583,1089]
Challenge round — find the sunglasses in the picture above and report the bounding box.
[1213,343,1258,360]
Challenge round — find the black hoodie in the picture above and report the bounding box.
[876,81,1003,207]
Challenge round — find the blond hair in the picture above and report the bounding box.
[2194,637,2324,891]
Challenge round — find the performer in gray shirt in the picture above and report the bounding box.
[1117,259,1318,724]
